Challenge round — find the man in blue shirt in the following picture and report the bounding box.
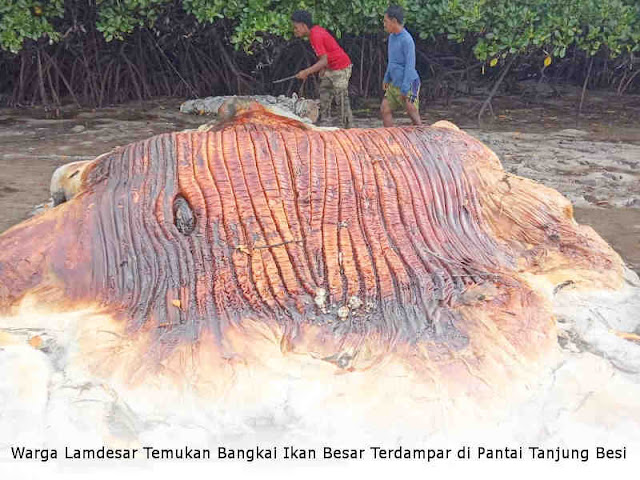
[381,5,421,127]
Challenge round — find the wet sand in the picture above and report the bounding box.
[574,206,640,274]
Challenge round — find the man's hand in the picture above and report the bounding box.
[296,70,310,80]
[382,82,389,91]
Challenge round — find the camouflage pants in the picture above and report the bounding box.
[318,65,354,128]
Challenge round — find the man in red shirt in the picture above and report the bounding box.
[291,10,354,128]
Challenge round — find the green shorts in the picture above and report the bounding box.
[384,80,420,111]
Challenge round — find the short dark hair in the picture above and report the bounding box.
[385,5,404,24]
[291,10,313,28]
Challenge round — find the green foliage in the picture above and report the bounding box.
[182,0,389,49]
[0,0,63,53]
[96,0,173,41]
[1,0,638,66]
[405,0,640,64]
[310,0,390,37]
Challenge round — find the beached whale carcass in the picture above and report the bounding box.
[0,100,627,406]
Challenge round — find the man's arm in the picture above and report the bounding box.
[383,64,391,86]
[298,28,328,80]
[400,36,416,96]
[296,55,328,79]
[382,39,392,87]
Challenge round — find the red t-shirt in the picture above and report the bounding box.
[309,25,351,71]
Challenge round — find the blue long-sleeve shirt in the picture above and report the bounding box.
[383,28,419,95]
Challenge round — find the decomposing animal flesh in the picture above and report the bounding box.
[0,100,623,392]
